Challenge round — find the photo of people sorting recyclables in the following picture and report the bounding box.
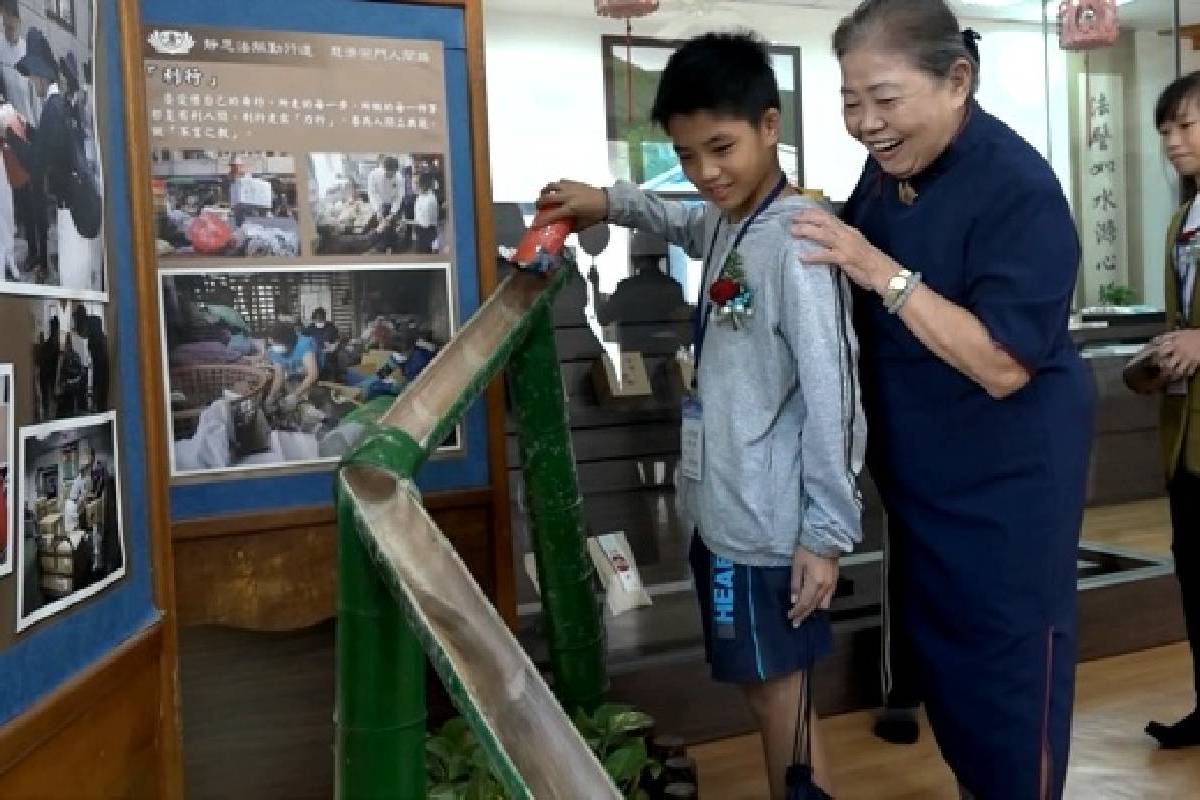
[159,265,454,476]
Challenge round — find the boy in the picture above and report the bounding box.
[535,32,864,799]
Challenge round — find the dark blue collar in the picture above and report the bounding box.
[895,101,988,197]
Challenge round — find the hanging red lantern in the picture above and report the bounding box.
[596,1,661,128]
[594,0,659,19]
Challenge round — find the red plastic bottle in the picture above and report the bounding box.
[514,211,573,267]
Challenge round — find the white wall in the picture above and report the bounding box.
[484,6,1065,200]
[1131,30,1181,306]
[482,4,1072,293]
[1185,41,1200,74]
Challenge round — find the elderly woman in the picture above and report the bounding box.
[790,1,1093,797]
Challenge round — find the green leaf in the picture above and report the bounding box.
[428,784,463,800]
[604,738,649,786]
[573,707,601,739]
[425,737,455,783]
[469,743,495,775]
[606,711,655,736]
[464,770,505,800]
[594,703,634,720]
[439,717,474,750]
[427,736,455,763]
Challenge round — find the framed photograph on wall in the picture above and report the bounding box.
[0,0,106,301]
[16,411,126,632]
[29,298,111,424]
[0,364,12,578]
[152,150,300,259]
[158,263,461,480]
[601,35,803,193]
[309,151,449,257]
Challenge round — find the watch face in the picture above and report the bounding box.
[889,275,906,292]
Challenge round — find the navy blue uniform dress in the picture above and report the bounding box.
[841,104,1094,799]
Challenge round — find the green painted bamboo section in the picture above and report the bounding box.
[335,259,608,798]
[335,492,426,800]
[507,305,607,715]
[342,476,535,799]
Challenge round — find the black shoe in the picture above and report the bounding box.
[873,708,919,745]
[1146,710,1200,749]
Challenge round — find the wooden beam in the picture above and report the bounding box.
[461,0,517,629]
[1182,24,1200,50]
[0,623,164,789]
[116,0,184,796]
[171,489,493,542]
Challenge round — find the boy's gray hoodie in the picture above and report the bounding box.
[608,181,866,566]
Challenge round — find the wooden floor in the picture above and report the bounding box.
[1081,498,1172,558]
[694,642,1199,800]
[176,498,1183,798]
[695,498,1191,800]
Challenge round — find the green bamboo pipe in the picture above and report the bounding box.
[335,262,603,798]
[335,423,427,800]
[334,496,425,799]
[507,306,607,715]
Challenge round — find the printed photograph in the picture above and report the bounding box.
[17,411,125,631]
[152,150,300,258]
[0,364,11,577]
[0,0,105,299]
[309,151,448,256]
[160,264,459,477]
[30,298,109,422]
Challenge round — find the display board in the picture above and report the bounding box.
[0,0,159,723]
[137,0,491,520]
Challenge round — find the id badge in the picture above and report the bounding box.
[680,396,704,482]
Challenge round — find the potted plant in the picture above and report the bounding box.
[425,704,668,799]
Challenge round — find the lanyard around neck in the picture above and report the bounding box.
[691,173,788,385]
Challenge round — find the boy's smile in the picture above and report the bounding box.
[667,109,783,222]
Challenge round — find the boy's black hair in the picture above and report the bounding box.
[650,31,780,130]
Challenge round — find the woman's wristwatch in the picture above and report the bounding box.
[882,268,922,314]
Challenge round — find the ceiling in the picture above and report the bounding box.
[485,0,1195,31]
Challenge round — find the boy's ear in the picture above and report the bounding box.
[759,108,782,146]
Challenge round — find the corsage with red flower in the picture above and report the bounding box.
[709,251,753,328]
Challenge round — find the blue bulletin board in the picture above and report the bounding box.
[0,0,159,723]
[138,0,492,521]
[0,0,491,726]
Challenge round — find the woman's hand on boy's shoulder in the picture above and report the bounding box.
[536,179,608,231]
[790,207,896,296]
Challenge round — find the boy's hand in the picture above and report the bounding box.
[536,179,608,231]
[788,547,838,627]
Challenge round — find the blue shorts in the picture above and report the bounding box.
[689,534,832,685]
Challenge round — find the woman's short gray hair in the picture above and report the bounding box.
[833,0,981,96]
